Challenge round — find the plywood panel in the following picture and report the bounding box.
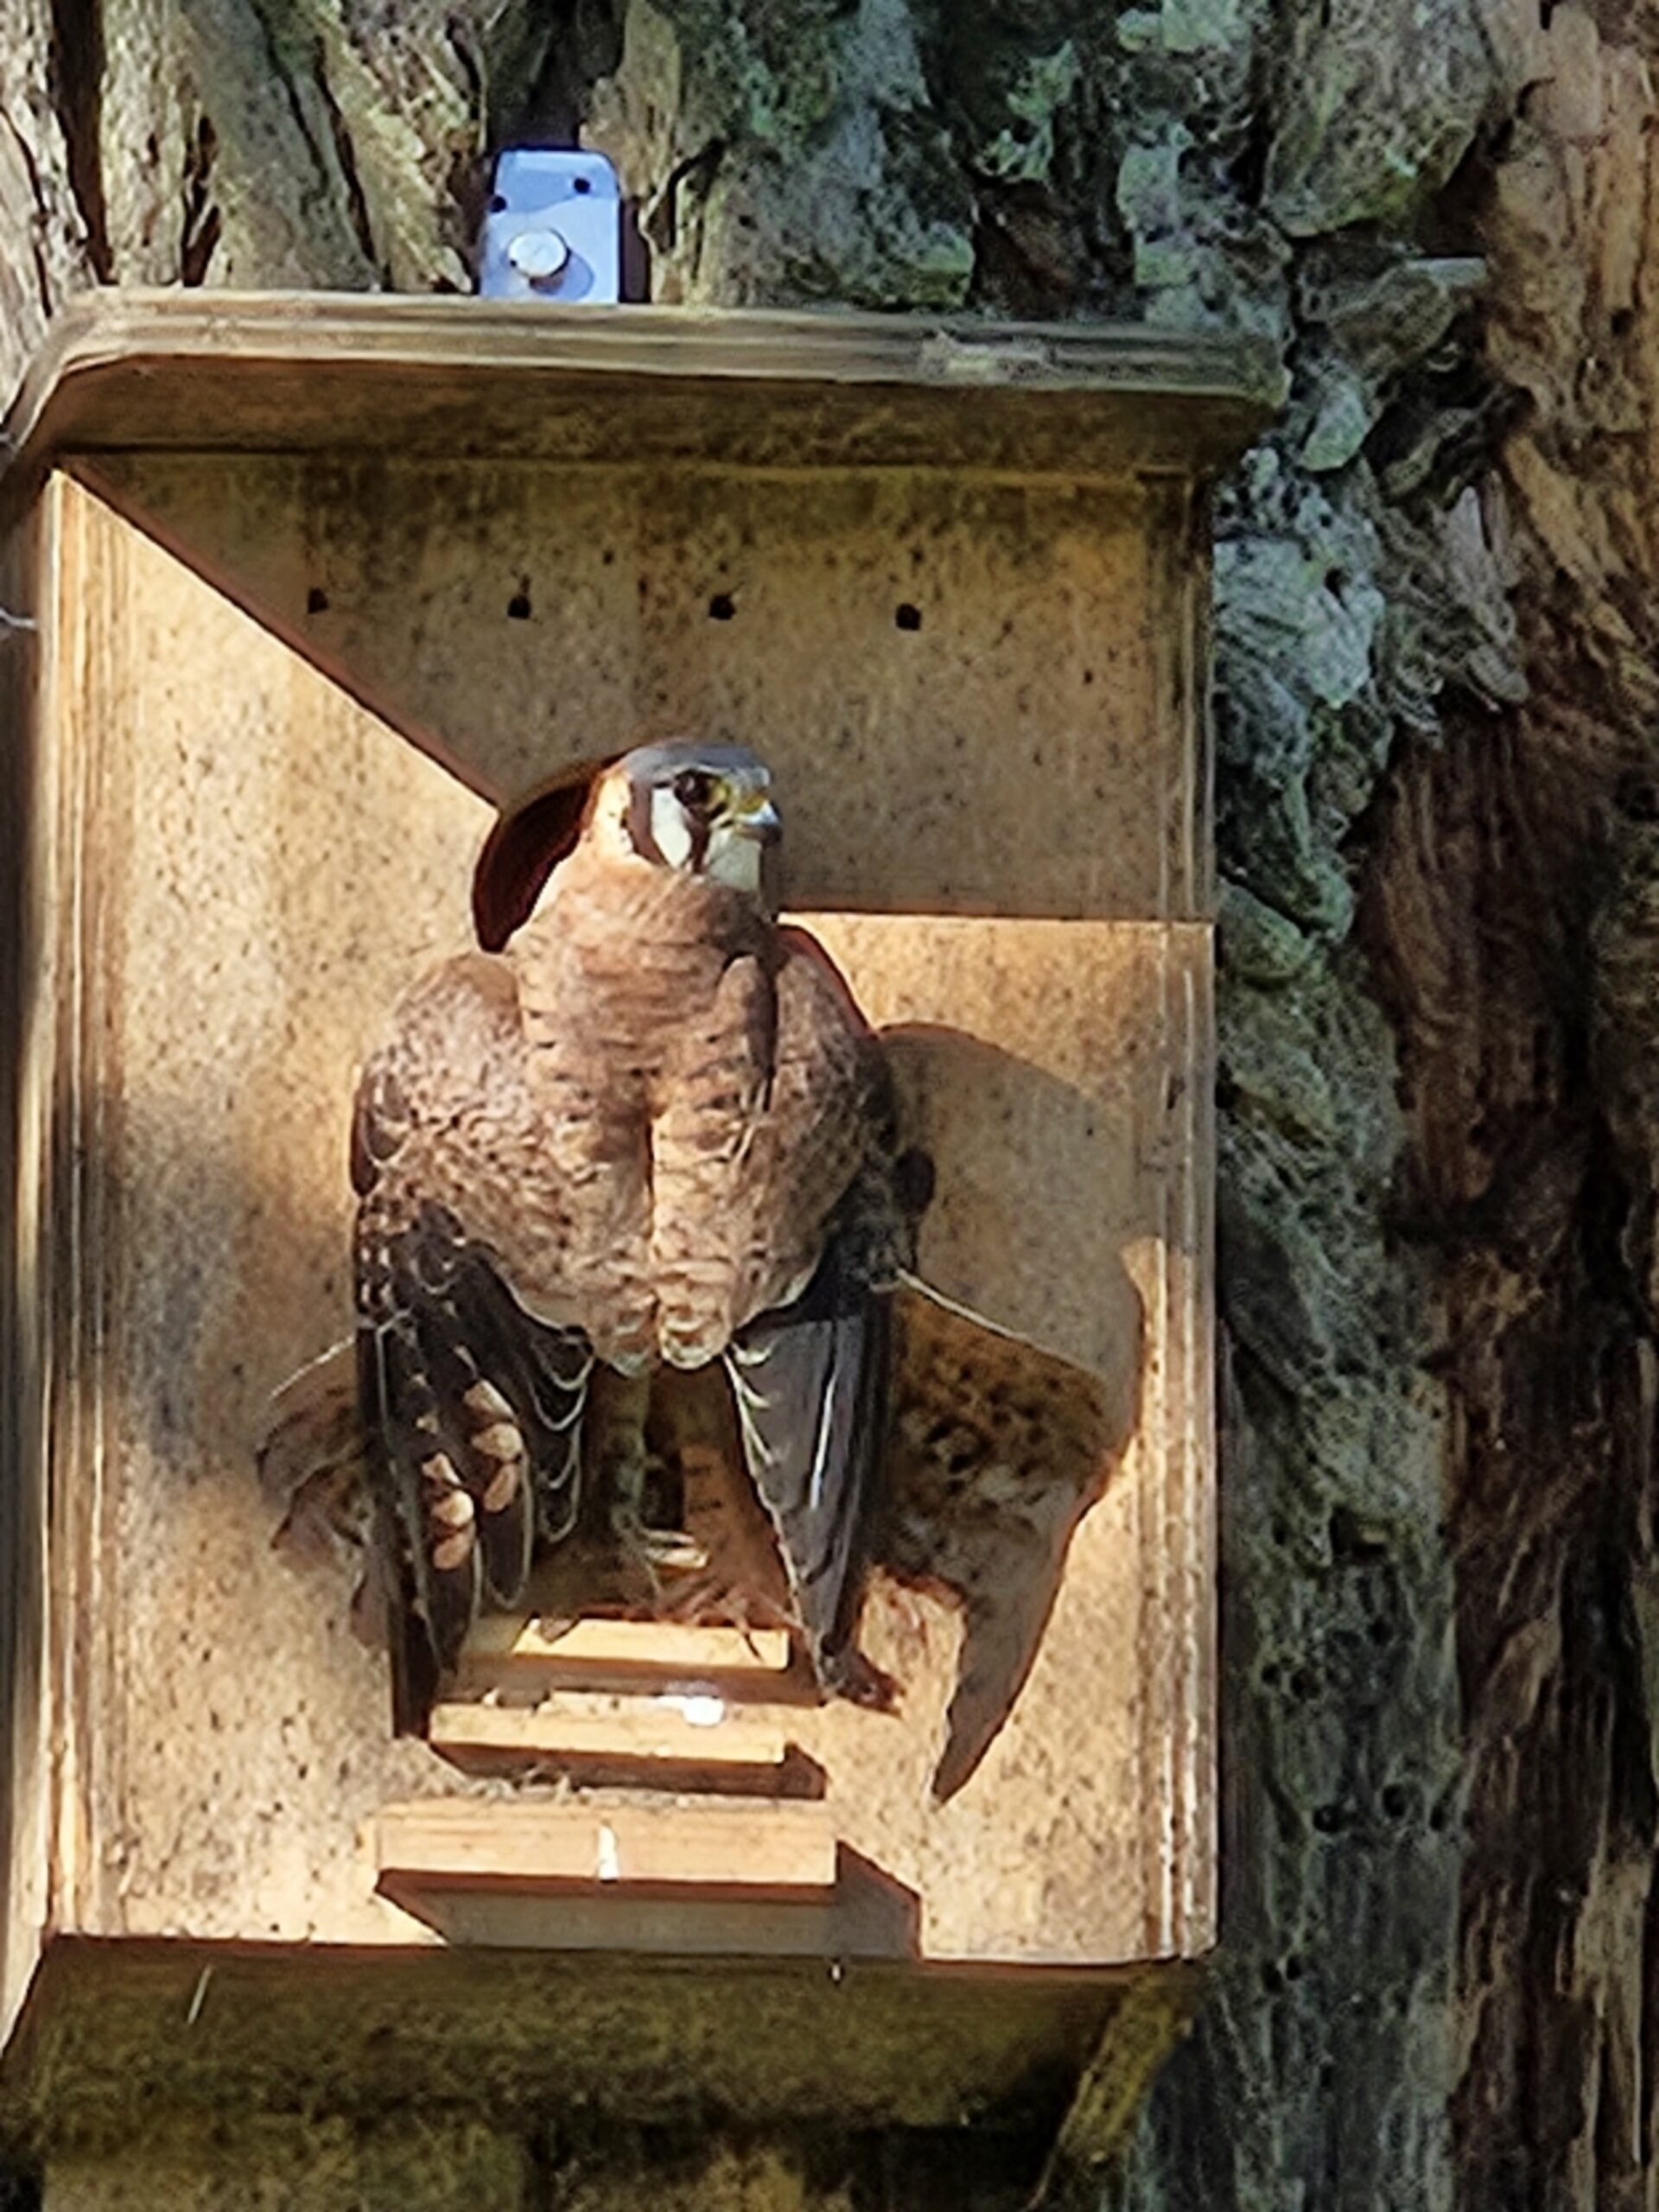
[80,454,1206,921]
[46,474,482,1951]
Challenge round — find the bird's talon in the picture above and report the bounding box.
[611,1509,708,1606]
[640,1529,709,1574]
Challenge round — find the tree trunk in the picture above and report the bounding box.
[4,3,1656,2208]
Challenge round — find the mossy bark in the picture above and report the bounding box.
[3,2,1656,2207]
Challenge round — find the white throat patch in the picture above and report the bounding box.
[703,821,764,895]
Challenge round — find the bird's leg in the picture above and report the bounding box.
[588,1367,705,1605]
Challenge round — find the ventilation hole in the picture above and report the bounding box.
[574,176,592,194]
[306,586,329,614]
[1312,1802,1344,1834]
[507,590,532,620]
[894,602,922,632]
[708,593,735,620]
[489,193,508,213]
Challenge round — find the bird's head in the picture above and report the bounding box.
[601,740,781,900]
[472,740,783,951]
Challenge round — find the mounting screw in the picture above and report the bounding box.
[508,228,572,291]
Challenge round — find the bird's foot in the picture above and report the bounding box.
[610,1503,708,1610]
[817,1643,899,1713]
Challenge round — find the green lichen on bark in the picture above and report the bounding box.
[588,0,975,306]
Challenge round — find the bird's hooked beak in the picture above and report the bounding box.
[730,790,781,843]
[707,783,783,909]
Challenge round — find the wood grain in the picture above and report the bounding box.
[376,1796,836,1893]
[0,291,1276,493]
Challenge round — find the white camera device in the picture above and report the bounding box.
[479,149,621,305]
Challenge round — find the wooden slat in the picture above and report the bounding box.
[429,1702,791,1764]
[376,1798,837,1897]
[462,1615,793,1672]
[372,1800,921,1958]
[426,1700,817,1794]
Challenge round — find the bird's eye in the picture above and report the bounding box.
[672,769,715,811]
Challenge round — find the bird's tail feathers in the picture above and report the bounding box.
[726,1240,890,1694]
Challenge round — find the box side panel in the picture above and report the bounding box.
[79,454,1202,923]
[48,469,123,1946]
[0,486,53,2038]
[49,478,492,1946]
[1134,930,1215,1956]
[1147,476,1212,925]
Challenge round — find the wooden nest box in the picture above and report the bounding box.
[0,294,1268,2175]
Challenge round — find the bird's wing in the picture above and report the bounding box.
[720,928,918,1694]
[883,1276,1133,1799]
[352,952,592,1729]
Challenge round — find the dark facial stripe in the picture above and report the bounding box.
[626,779,714,873]
[626,779,663,864]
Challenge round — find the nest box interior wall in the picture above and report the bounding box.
[79,453,1206,920]
[0,296,1268,2139]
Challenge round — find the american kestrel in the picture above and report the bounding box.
[352,741,922,1727]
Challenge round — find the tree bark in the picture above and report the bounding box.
[4,2,1656,2208]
